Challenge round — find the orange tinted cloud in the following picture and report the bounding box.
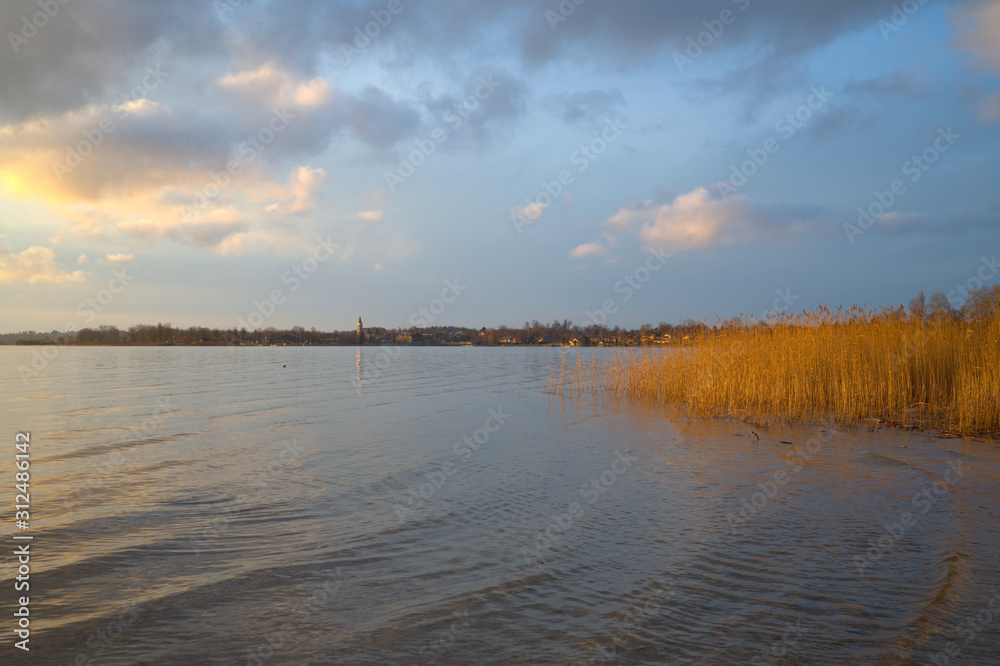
[0,246,87,284]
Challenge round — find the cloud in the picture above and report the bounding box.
[0,0,905,138]
[514,202,547,222]
[548,89,626,127]
[422,69,530,149]
[344,87,423,151]
[871,210,1000,236]
[872,211,933,236]
[570,242,608,258]
[524,0,887,65]
[0,100,233,203]
[950,1,1000,121]
[356,210,383,222]
[0,0,983,271]
[264,166,327,216]
[104,253,135,265]
[0,1,223,124]
[607,187,828,250]
[118,209,248,248]
[951,1,1000,72]
[0,60,339,210]
[0,59,340,255]
[981,90,1000,122]
[214,221,344,258]
[218,63,335,109]
[0,246,87,284]
[810,73,926,136]
[254,0,890,73]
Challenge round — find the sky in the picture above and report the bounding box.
[1,0,999,333]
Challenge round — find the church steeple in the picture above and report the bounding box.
[357,316,364,345]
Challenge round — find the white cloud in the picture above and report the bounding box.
[293,77,335,108]
[214,225,333,258]
[105,253,135,265]
[570,242,608,258]
[514,201,547,222]
[356,210,383,222]
[113,98,167,118]
[607,187,825,250]
[0,246,87,284]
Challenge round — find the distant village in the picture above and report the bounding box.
[2,318,714,347]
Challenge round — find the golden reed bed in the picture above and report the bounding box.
[557,305,1000,437]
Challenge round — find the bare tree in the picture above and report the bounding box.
[927,291,954,322]
[908,291,926,322]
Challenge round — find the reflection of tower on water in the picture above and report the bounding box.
[355,346,363,395]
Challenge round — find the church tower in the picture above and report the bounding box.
[357,316,364,344]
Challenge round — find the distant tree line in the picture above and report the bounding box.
[0,330,68,345]
[4,287,998,346]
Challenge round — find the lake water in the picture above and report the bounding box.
[1,346,999,664]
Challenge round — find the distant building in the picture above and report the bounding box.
[357,316,364,345]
